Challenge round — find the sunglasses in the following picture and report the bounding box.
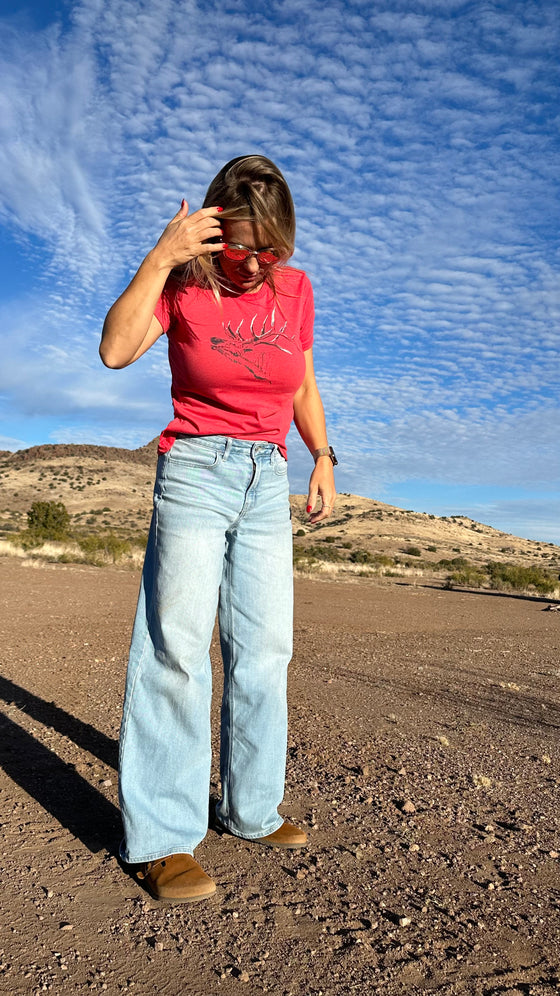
[222,243,280,266]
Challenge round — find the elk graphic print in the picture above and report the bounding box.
[211,308,296,382]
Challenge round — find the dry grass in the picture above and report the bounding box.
[0,537,145,569]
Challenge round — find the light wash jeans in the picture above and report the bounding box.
[118,435,293,863]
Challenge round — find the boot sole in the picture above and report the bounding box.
[141,880,217,903]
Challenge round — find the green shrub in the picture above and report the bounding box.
[442,559,557,595]
[485,561,556,595]
[293,546,319,569]
[402,545,421,557]
[8,530,43,550]
[349,549,373,564]
[372,554,395,567]
[437,557,469,570]
[447,566,486,588]
[293,542,343,565]
[306,544,342,562]
[347,551,394,569]
[78,533,132,564]
[129,533,148,550]
[27,500,70,539]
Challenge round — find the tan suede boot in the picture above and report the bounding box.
[254,821,307,848]
[136,853,216,902]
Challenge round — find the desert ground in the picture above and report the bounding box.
[1,556,559,996]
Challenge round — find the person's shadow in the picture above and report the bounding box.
[0,675,121,854]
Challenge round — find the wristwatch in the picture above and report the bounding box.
[312,445,338,466]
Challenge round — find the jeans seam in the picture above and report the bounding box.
[154,451,169,503]
[237,451,261,520]
[119,503,161,795]
[223,546,235,820]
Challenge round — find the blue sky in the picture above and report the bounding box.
[1,0,559,542]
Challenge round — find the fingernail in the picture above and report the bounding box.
[306,505,312,513]
[216,206,224,212]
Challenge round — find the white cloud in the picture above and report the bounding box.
[0,0,558,542]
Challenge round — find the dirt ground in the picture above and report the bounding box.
[0,559,559,996]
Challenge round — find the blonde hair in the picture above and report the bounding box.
[175,155,296,298]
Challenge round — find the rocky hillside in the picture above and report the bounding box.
[0,441,558,581]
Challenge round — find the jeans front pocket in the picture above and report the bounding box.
[271,446,288,477]
[166,435,220,469]
[154,437,222,509]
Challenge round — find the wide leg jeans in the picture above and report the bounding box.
[118,435,293,863]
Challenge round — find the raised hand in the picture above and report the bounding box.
[152,201,226,270]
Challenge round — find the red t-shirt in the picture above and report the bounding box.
[154,266,314,457]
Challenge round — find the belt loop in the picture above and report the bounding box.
[223,437,232,461]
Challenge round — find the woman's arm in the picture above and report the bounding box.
[100,201,225,369]
[293,348,337,524]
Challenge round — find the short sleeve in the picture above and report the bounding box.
[299,274,314,351]
[153,281,176,333]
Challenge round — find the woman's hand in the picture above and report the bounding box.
[306,458,337,524]
[151,201,226,270]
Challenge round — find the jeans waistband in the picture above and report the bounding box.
[176,434,279,457]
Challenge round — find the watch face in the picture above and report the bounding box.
[329,447,338,466]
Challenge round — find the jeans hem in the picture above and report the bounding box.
[119,840,197,864]
[216,815,284,840]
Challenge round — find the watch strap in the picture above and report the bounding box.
[312,445,338,466]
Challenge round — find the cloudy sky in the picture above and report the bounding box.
[1,0,559,542]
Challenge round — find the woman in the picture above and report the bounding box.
[100,155,336,902]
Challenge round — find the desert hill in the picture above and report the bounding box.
[0,440,558,582]
[0,439,158,466]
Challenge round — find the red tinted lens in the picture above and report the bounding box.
[257,251,278,265]
[223,246,250,261]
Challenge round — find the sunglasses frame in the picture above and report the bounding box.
[222,243,280,266]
